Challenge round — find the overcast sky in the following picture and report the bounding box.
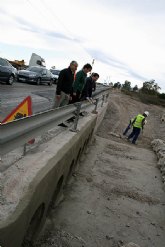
[0,0,165,91]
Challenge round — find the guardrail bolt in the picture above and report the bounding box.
[101,95,105,107]
[71,102,82,132]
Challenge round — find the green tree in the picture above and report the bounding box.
[122,80,131,91]
[141,79,161,95]
[113,82,121,89]
[158,93,165,100]
[133,85,138,92]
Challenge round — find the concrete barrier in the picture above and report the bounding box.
[0,102,108,247]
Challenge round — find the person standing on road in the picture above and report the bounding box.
[71,63,92,103]
[81,73,99,103]
[127,111,149,144]
[54,61,78,108]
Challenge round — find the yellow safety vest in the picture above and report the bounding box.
[133,114,145,129]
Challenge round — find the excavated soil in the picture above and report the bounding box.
[33,91,165,247]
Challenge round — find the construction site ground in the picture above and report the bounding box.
[34,91,165,247]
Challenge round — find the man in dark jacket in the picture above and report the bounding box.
[81,73,99,103]
[54,61,78,108]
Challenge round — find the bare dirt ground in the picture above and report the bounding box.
[34,91,165,247]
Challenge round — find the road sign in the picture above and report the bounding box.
[1,96,32,123]
[1,96,35,145]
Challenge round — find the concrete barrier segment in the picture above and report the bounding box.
[0,102,108,247]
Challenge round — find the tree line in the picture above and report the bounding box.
[113,79,165,99]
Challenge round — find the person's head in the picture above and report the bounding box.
[70,61,78,73]
[91,73,99,82]
[143,111,149,117]
[83,63,92,74]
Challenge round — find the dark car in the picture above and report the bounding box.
[17,66,54,86]
[50,69,60,84]
[0,57,17,85]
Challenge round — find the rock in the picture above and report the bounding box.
[122,243,140,247]
[105,235,113,240]
[91,110,98,114]
[118,240,124,244]
[86,177,92,182]
[109,132,121,138]
[87,210,92,214]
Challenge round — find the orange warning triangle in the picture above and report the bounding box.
[1,96,32,124]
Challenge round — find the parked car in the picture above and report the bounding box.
[0,57,17,85]
[50,69,60,84]
[17,66,53,86]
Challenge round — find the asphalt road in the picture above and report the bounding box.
[0,81,56,122]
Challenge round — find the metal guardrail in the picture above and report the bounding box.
[0,89,110,156]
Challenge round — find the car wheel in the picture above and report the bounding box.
[7,75,14,85]
[36,78,41,85]
[48,80,53,86]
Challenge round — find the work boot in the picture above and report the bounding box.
[132,141,137,145]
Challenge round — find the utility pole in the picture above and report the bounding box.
[90,59,95,75]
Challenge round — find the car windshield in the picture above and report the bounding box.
[28,67,43,72]
[50,70,60,75]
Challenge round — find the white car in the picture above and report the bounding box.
[50,69,60,84]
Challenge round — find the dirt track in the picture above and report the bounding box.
[34,91,165,247]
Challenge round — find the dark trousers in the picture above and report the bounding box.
[123,123,131,135]
[128,127,141,144]
[70,90,81,103]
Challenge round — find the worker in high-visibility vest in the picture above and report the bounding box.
[127,111,149,144]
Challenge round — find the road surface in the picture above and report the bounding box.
[0,82,56,121]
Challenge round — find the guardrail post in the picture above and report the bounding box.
[101,95,105,107]
[23,143,27,156]
[92,98,99,114]
[105,93,109,102]
[71,102,82,132]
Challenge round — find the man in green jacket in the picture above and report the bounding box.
[127,111,149,144]
[71,63,92,103]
